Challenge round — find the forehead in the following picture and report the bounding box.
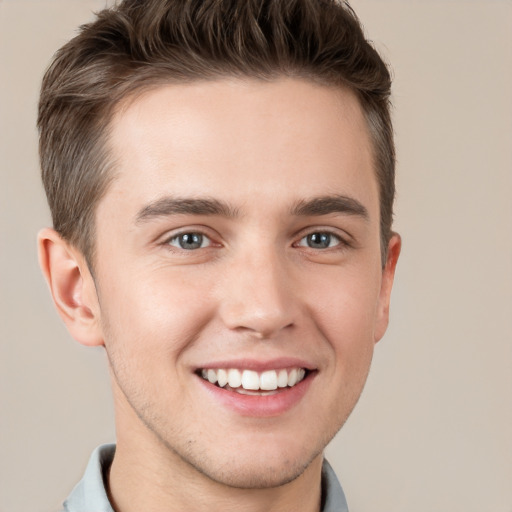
[103,78,377,217]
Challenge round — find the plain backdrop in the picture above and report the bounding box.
[1,1,511,511]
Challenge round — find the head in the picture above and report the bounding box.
[38,0,400,494]
[38,0,395,269]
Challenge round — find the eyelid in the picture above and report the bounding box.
[159,225,221,248]
[293,227,353,248]
[167,232,212,249]
[296,232,342,248]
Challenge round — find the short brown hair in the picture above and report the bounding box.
[38,0,395,267]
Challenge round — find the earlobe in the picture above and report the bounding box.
[37,228,104,347]
[374,232,401,343]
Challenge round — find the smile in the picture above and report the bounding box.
[199,367,308,395]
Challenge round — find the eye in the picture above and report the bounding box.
[167,232,212,250]
[297,232,342,249]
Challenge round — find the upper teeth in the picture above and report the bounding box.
[200,368,306,391]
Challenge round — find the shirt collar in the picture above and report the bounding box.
[321,458,349,512]
[63,444,115,512]
[63,444,348,512]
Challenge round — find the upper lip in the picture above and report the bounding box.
[195,357,316,372]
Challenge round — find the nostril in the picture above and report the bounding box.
[232,321,295,340]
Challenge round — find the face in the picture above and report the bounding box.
[91,78,399,488]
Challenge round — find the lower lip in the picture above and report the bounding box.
[197,373,315,417]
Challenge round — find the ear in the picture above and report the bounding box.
[38,228,104,347]
[374,232,401,343]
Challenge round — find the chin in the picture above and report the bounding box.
[166,429,328,490]
[192,452,321,490]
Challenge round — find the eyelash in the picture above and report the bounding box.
[295,231,347,250]
[165,231,214,250]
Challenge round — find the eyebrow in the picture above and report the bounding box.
[135,193,368,224]
[291,195,369,220]
[135,196,240,224]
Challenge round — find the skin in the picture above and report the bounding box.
[39,78,400,512]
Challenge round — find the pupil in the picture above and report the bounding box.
[308,233,330,248]
[180,233,202,249]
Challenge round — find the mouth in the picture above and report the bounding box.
[197,367,310,396]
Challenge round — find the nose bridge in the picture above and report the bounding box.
[218,241,297,337]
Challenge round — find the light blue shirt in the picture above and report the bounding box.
[62,444,349,512]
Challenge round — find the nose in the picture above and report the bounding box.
[218,248,298,339]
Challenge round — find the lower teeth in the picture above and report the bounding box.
[228,386,279,396]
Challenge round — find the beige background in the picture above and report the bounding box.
[1,0,511,511]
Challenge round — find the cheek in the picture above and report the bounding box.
[306,266,381,368]
[310,264,381,331]
[97,266,216,359]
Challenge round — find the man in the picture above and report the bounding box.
[37,1,400,510]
